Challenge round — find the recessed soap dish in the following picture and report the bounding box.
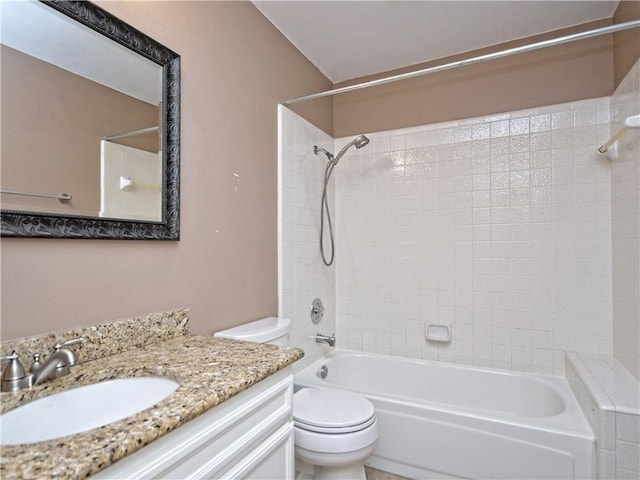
[425,323,451,343]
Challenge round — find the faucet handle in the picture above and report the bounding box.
[1,351,34,392]
[51,337,83,372]
[1,351,24,380]
[53,337,83,351]
[0,351,19,362]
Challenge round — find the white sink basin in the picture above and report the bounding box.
[0,376,179,445]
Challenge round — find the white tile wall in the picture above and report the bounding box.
[335,98,613,375]
[610,58,640,381]
[279,61,640,480]
[278,106,336,371]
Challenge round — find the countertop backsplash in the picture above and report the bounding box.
[0,308,190,367]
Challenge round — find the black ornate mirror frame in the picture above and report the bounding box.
[1,0,180,240]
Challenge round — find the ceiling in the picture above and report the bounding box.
[253,1,620,83]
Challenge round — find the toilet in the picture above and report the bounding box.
[293,387,378,480]
[213,316,291,346]
[214,318,378,480]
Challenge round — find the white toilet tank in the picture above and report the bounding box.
[213,317,290,346]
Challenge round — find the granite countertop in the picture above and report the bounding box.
[0,335,304,479]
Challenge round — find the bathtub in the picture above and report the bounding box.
[294,350,594,480]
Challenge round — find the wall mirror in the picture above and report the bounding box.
[1,0,180,239]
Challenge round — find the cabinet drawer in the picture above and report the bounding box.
[94,369,293,479]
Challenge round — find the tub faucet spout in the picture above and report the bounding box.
[315,333,335,347]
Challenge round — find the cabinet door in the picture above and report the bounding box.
[221,423,295,480]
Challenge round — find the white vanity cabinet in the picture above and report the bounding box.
[93,369,294,479]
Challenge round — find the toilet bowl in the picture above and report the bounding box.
[214,317,379,480]
[293,387,378,480]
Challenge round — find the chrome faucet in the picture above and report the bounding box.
[0,337,83,391]
[30,338,83,385]
[315,333,335,347]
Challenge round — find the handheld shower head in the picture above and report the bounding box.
[352,134,370,149]
[333,134,370,165]
[313,134,371,266]
[313,135,369,166]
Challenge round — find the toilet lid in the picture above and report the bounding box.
[294,388,375,432]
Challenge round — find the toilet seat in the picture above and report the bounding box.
[295,415,376,434]
[293,388,376,434]
[294,388,379,477]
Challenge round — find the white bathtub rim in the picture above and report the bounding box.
[294,349,594,440]
[316,348,565,384]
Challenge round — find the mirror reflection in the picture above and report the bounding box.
[1,0,164,222]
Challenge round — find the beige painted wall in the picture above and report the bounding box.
[0,1,332,340]
[333,20,615,137]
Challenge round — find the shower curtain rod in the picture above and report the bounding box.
[281,20,640,106]
[103,126,159,141]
